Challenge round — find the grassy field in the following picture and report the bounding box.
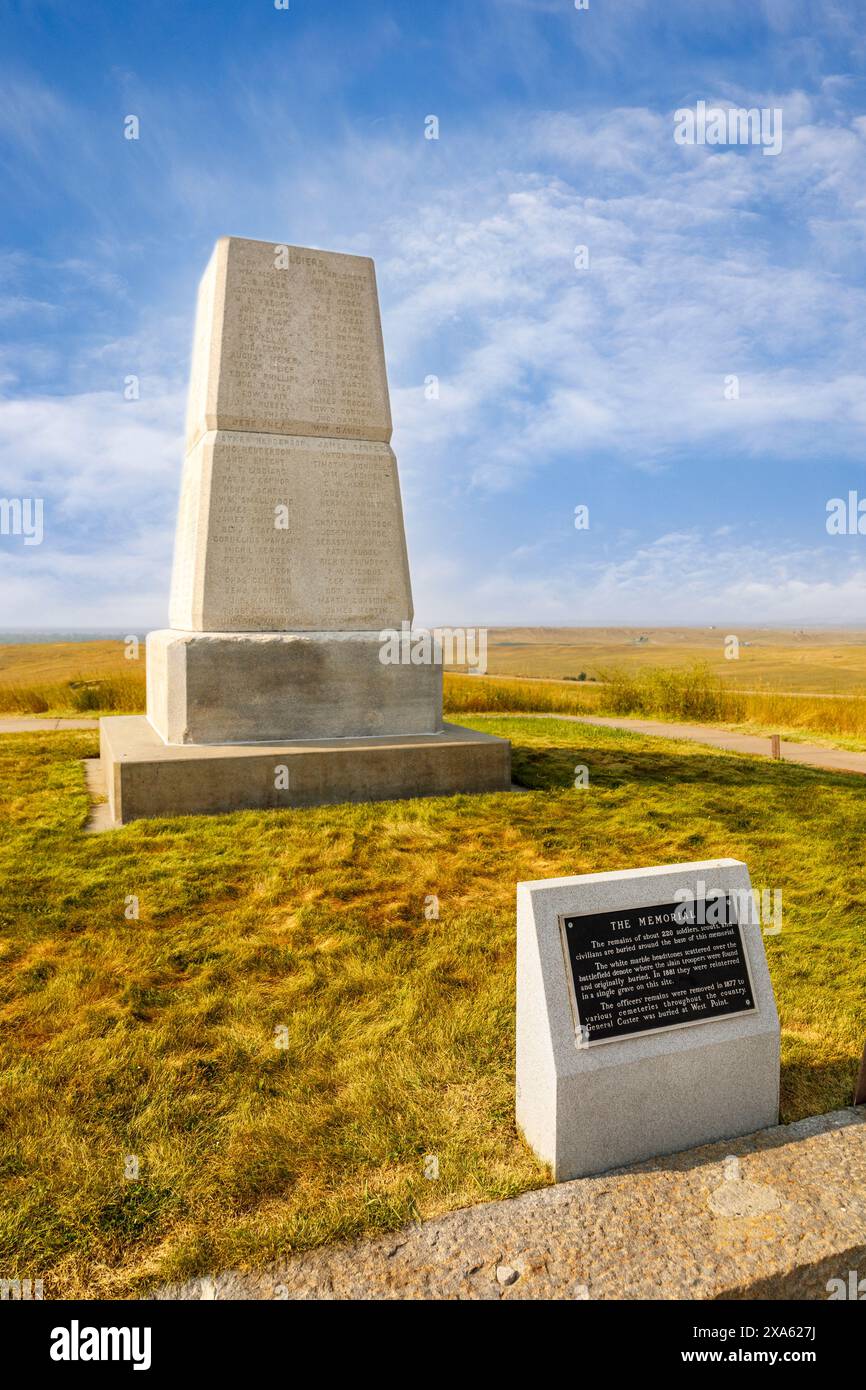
[1,716,863,1297]
[0,640,144,715]
[0,640,136,686]
[477,626,866,693]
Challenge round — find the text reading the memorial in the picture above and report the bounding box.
[558,897,757,1045]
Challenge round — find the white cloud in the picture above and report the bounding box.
[4,88,866,626]
[419,531,866,626]
[0,387,182,627]
[379,106,866,497]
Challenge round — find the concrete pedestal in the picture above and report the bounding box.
[146,629,442,745]
[100,715,511,826]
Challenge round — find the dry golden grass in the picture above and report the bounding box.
[473,626,866,693]
[0,640,135,685]
[0,675,146,715]
[0,641,145,714]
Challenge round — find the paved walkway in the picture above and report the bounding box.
[521,713,866,777]
[149,1107,866,1301]
[2,711,865,778]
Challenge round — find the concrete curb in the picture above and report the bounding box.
[149,1107,866,1301]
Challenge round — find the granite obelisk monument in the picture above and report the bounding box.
[100,237,509,823]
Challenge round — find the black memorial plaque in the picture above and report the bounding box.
[558,896,757,1044]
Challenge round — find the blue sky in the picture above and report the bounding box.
[1,0,865,628]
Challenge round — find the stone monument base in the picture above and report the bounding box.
[146,629,442,745]
[99,715,511,826]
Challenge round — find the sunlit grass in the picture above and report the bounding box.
[1,718,863,1297]
[0,641,146,716]
[0,674,146,716]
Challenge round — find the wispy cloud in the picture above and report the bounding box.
[2,3,866,625]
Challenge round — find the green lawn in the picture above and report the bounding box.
[1,716,864,1298]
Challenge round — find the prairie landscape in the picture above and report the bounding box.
[3,629,866,746]
[475,626,866,693]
